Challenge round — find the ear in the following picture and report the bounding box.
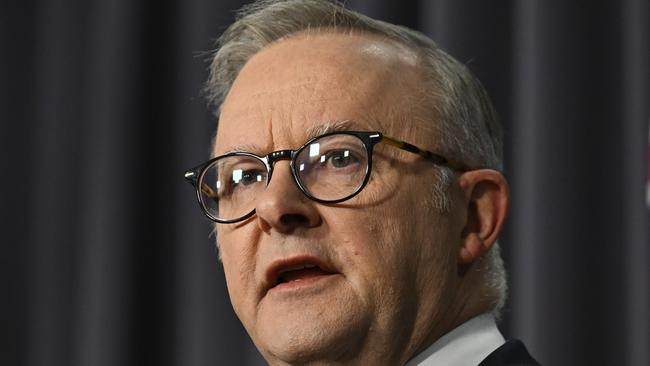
[457,169,509,265]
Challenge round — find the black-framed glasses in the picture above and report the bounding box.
[184,131,468,224]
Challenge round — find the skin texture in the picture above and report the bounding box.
[214,32,509,366]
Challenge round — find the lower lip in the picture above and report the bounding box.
[270,273,338,292]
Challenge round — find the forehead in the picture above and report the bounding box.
[215,32,425,155]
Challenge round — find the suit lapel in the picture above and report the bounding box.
[478,340,541,366]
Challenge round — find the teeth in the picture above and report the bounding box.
[276,263,318,285]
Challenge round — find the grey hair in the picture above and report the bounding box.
[205,0,507,316]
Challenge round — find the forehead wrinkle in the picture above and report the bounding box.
[230,37,413,110]
[226,81,343,109]
[217,32,428,158]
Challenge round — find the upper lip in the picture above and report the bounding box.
[264,255,336,291]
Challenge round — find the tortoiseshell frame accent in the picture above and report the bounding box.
[379,135,468,172]
[184,131,469,223]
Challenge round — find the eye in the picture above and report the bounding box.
[315,149,365,173]
[216,166,266,199]
[325,149,357,168]
[295,135,367,180]
[231,168,265,187]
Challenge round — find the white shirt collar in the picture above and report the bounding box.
[404,313,505,366]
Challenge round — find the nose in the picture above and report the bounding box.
[255,161,322,233]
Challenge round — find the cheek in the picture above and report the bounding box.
[328,203,417,299]
[219,232,259,325]
[343,175,451,290]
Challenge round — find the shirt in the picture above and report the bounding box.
[404,313,506,366]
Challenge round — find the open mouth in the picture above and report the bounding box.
[276,264,333,285]
[267,257,337,290]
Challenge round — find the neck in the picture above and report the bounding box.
[400,271,496,365]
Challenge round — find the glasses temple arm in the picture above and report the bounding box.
[380,135,468,171]
[184,170,220,200]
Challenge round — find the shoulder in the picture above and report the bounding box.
[478,339,541,366]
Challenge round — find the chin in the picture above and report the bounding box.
[253,293,371,365]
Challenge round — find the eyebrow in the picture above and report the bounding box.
[304,119,372,140]
[217,119,374,156]
[219,143,264,156]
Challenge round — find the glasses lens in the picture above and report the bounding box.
[199,155,267,221]
[295,133,369,201]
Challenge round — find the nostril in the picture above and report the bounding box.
[279,213,309,227]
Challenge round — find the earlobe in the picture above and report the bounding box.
[458,231,484,265]
[457,170,509,265]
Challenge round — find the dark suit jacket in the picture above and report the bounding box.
[478,340,541,366]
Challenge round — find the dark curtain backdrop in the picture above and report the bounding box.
[2,0,648,365]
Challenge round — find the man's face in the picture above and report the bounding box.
[215,32,465,365]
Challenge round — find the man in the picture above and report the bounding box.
[185,0,540,365]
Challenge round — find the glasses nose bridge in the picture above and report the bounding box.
[266,149,294,166]
[264,149,297,183]
[261,148,308,200]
